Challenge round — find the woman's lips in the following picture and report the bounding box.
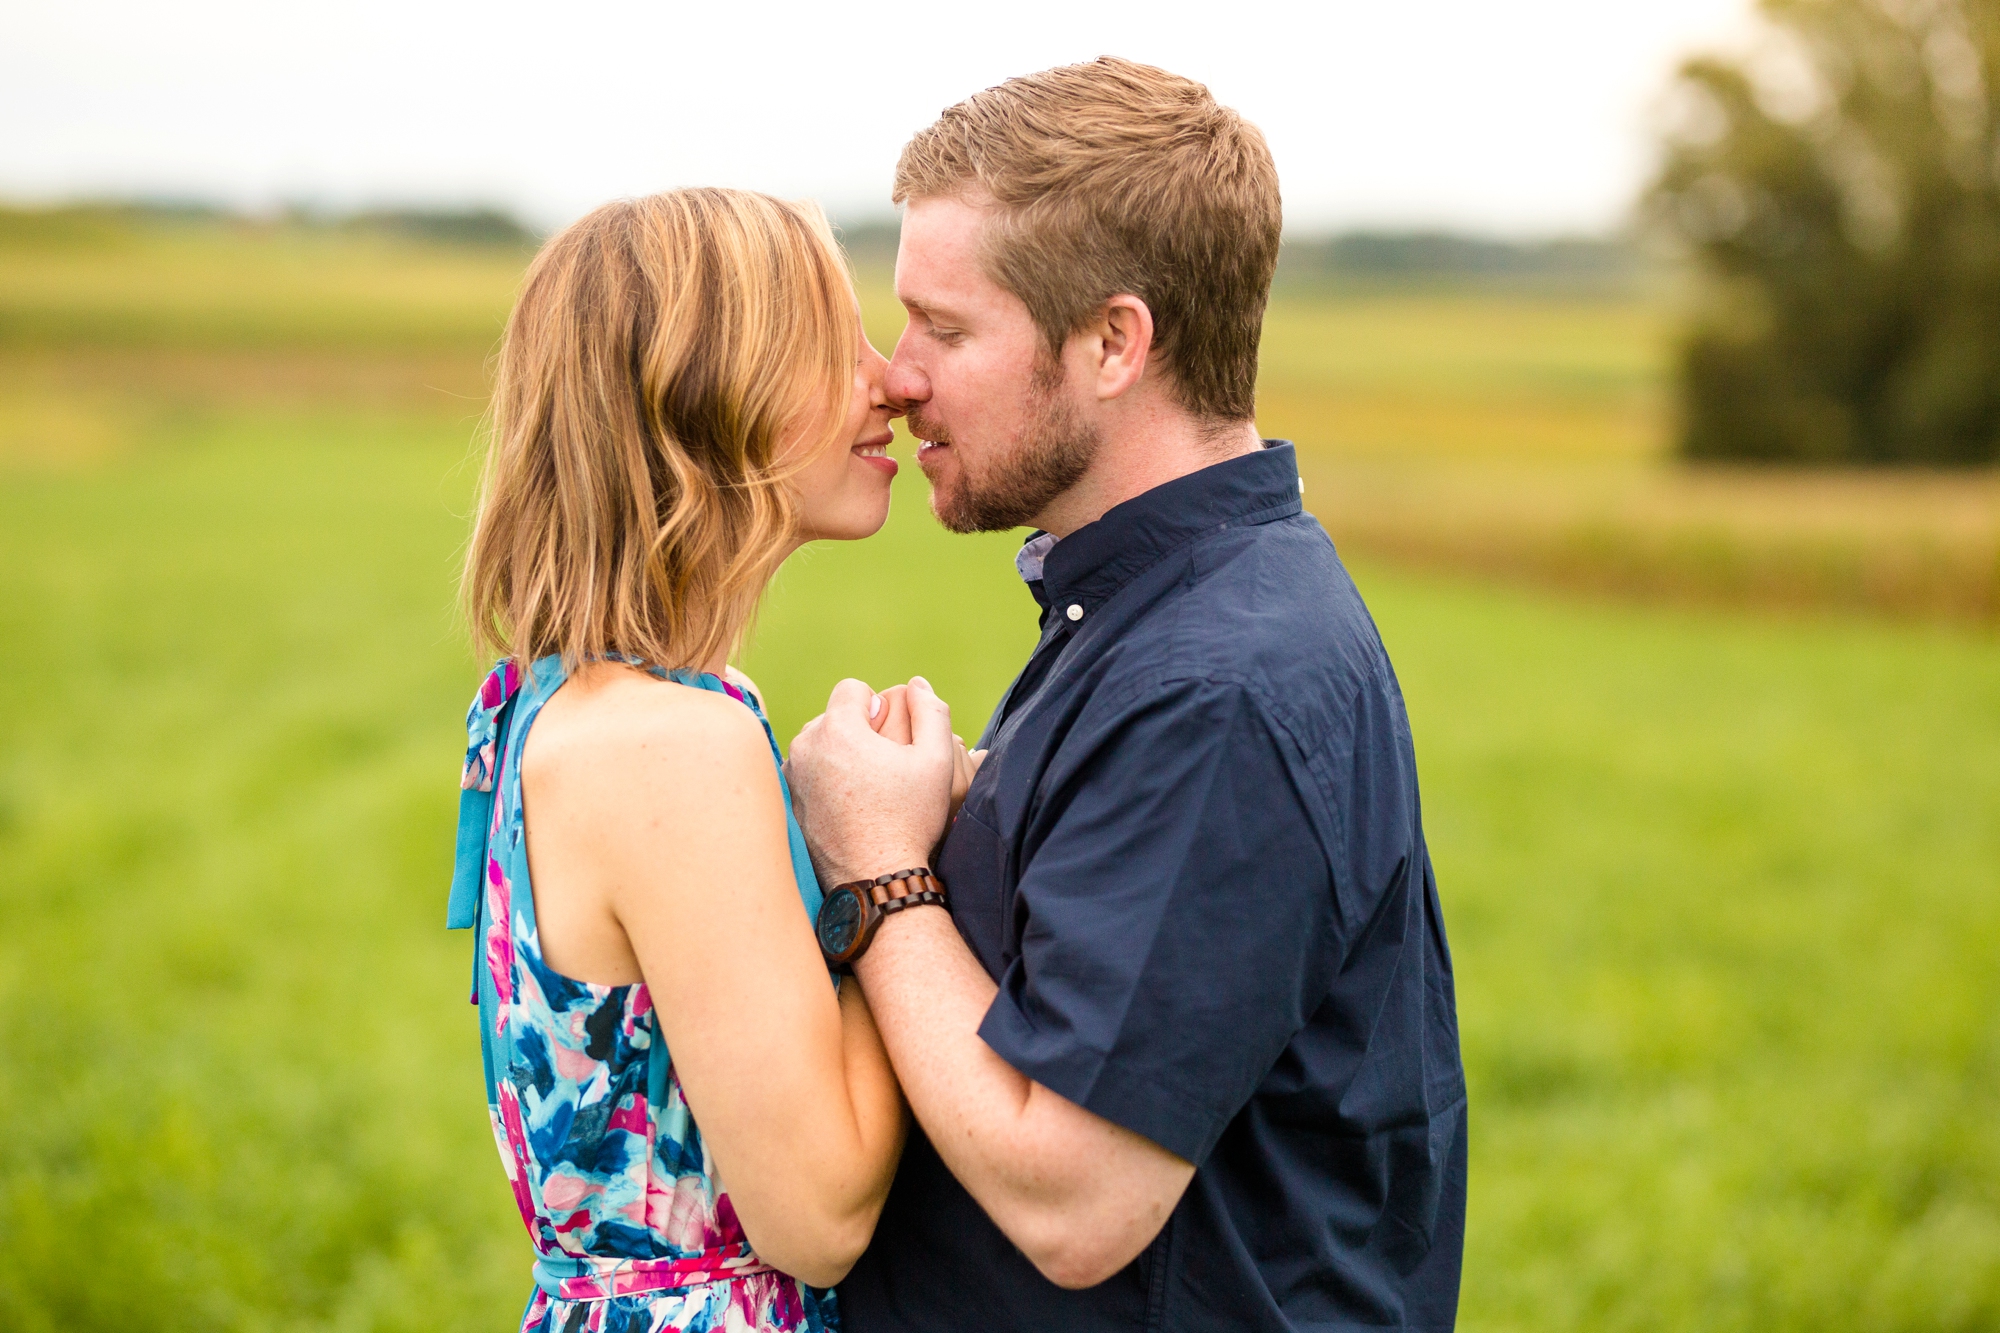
[853,435,898,477]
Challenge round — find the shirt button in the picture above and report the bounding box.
[1066,603,1084,622]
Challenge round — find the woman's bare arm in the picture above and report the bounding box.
[524,671,903,1286]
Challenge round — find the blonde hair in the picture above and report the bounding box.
[463,189,857,674]
[894,56,1280,422]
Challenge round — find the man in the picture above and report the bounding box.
[787,57,1466,1331]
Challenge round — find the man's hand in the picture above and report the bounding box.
[789,677,958,885]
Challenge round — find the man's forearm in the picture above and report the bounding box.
[851,908,1032,1184]
[852,907,1193,1288]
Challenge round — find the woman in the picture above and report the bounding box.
[446,189,956,1333]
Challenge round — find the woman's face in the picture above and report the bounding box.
[789,318,900,546]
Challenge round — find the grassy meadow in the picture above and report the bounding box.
[1254,290,2000,623]
[1,213,1997,1331]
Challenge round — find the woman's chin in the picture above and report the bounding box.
[800,498,893,544]
[856,497,893,540]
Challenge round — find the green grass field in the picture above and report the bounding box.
[2,216,1998,1330]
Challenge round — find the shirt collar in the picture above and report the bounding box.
[1014,531,1059,585]
[1023,441,1302,616]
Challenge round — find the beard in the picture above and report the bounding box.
[910,358,1102,534]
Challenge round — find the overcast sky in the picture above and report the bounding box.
[7,0,1756,236]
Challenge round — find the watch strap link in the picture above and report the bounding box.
[857,865,947,908]
[878,887,947,917]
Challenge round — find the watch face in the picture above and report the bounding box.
[817,887,864,957]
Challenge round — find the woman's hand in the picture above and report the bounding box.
[950,738,986,822]
[868,684,913,743]
[868,683,985,821]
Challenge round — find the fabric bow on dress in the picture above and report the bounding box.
[448,657,522,931]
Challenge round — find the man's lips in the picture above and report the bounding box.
[907,413,951,456]
[915,439,952,472]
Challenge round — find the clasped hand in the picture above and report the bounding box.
[787,676,986,889]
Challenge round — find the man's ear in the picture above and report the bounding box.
[1092,294,1153,401]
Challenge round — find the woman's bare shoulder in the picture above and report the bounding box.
[527,662,771,792]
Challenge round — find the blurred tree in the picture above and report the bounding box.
[341,206,538,248]
[1652,0,2000,464]
[1274,232,1637,293]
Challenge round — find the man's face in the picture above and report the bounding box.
[888,196,1099,534]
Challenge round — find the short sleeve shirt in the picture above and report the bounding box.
[839,443,1467,1333]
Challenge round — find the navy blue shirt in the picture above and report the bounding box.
[841,443,1466,1332]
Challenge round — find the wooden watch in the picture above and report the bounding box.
[815,867,948,970]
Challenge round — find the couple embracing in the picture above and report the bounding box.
[447,57,1466,1333]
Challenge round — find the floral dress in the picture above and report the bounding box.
[448,656,835,1332]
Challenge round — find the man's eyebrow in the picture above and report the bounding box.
[902,295,967,324]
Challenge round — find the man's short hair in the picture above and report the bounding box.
[893,56,1282,423]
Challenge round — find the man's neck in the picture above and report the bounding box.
[1033,408,1262,539]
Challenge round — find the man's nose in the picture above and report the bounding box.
[885,329,929,409]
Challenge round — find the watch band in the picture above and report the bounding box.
[816,866,949,970]
[858,866,948,911]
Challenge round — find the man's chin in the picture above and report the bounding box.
[922,473,988,535]
[917,452,966,522]
[920,442,1058,534]
[927,486,979,535]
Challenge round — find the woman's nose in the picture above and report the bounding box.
[861,344,896,409]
